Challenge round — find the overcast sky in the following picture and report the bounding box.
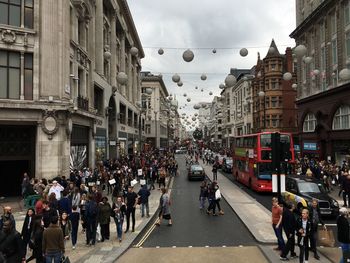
[127,0,296,128]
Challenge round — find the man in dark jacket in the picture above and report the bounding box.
[309,199,326,260]
[280,203,297,260]
[0,220,25,263]
[42,201,58,229]
[337,207,350,263]
[85,194,98,245]
[125,186,138,233]
[138,184,151,217]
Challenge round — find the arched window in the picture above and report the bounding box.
[332,105,350,130]
[303,113,316,132]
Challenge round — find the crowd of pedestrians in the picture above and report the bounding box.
[0,148,177,262]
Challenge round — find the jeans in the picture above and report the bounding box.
[115,218,123,240]
[45,251,61,263]
[199,197,206,209]
[86,219,97,245]
[298,237,309,263]
[272,224,285,250]
[281,231,295,257]
[141,202,149,217]
[340,242,350,263]
[71,224,78,246]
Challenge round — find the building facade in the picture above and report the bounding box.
[0,0,143,195]
[252,40,297,135]
[291,0,350,164]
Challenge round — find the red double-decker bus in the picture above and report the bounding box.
[232,132,295,192]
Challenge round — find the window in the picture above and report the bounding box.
[331,13,337,35]
[119,103,126,124]
[94,85,104,115]
[0,0,33,28]
[24,53,33,100]
[345,2,350,26]
[320,22,326,43]
[271,97,277,107]
[346,31,350,60]
[134,113,138,128]
[260,134,271,147]
[271,115,278,127]
[145,124,151,134]
[0,50,20,99]
[303,113,317,132]
[332,39,338,65]
[127,109,133,126]
[333,105,350,130]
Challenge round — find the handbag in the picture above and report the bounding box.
[28,238,35,249]
[215,189,221,200]
[61,256,71,263]
[317,228,335,247]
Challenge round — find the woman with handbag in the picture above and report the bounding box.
[26,215,44,263]
[297,209,312,263]
[59,212,72,247]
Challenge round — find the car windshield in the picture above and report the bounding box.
[225,159,233,164]
[298,182,321,193]
[191,165,203,171]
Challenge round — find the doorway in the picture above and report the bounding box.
[0,160,29,196]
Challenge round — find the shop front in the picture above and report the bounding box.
[70,125,89,171]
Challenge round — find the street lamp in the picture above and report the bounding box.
[258,90,266,130]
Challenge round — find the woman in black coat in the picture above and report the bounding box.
[296,209,312,263]
[337,207,350,263]
[26,215,44,263]
[21,208,35,249]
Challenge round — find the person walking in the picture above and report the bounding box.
[309,199,325,260]
[42,201,58,229]
[48,181,64,201]
[280,202,297,261]
[124,186,138,233]
[212,162,218,181]
[0,220,25,263]
[297,209,312,263]
[213,182,224,215]
[85,194,98,246]
[112,196,126,243]
[69,205,80,249]
[138,184,151,217]
[156,187,172,226]
[271,197,285,252]
[0,206,16,231]
[98,197,111,242]
[42,216,65,263]
[199,181,208,210]
[158,167,166,190]
[21,208,35,251]
[337,207,350,263]
[26,215,44,263]
[59,212,72,247]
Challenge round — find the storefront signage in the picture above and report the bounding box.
[109,140,116,146]
[303,142,317,151]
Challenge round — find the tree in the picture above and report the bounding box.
[193,128,203,140]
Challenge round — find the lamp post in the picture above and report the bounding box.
[258,90,266,131]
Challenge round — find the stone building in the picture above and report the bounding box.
[252,40,298,135]
[0,0,143,195]
[291,0,350,164]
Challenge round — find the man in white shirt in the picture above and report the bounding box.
[48,180,64,200]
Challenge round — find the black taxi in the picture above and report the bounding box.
[281,175,339,217]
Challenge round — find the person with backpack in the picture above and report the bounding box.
[85,194,99,246]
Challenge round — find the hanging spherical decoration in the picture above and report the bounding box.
[339,68,350,81]
[192,117,196,121]
[283,72,293,81]
[104,50,112,60]
[194,113,198,117]
[195,86,198,89]
[117,72,128,85]
[303,56,313,64]
[168,95,173,101]
[136,101,142,108]
[239,48,248,57]
[145,87,153,95]
[201,88,204,92]
[172,74,181,83]
[183,93,187,97]
[193,104,200,110]
[313,69,320,75]
[212,49,217,54]
[225,74,237,87]
[182,49,194,62]
[209,91,213,95]
[187,98,191,102]
[294,44,307,58]
[201,104,206,108]
[292,84,297,89]
[201,74,207,81]
[219,83,225,89]
[158,48,164,55]
[177,81,183,87]
[258,91,265,98]
[130,47,139,56]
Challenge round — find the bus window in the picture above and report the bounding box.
[258,163,272,180]
[247,137,253,147]
[260,134,271,147]
[252,136,257,148]
[243,137,248,147]
[280,135,291,161]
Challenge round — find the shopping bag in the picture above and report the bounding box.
[317,228,335,247]
[140,179,146,185]
[61,256,71,263]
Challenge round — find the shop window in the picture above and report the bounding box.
[127,109,133,126]
[333,105,350,130]
[303,113,317,132]
[93,85,104,115]
[119,103,126,124]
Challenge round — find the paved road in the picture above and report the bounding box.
[133,155,257,247]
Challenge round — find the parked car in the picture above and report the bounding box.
[281,175,339,218]
[222,158,233,173]
[175,147,187,154]
[188,164,206,181]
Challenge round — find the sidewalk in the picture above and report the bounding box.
[8,178,171,263]
[199,159,339,263]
